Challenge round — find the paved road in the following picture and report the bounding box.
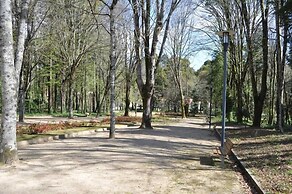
[0,118,247,194]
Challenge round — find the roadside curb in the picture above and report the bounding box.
[213,128,265,194]
[17,127,108,149]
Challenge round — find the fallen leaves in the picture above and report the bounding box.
[227,128,292,194]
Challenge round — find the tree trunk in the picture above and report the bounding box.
[95,64,101,116]
[275,0,288,132]
[92,92,95,113]
[240,0,268,127]
[124,75,131,117]
[68,79,74,118]
[47,76,51,114]
[268,56,276,125]
[248,0,269,127]
[60,84,65,114]
[53,74,58,113]
[0,0,18,164]
[179,87,186,118]
[275,0,283,131]
[96,87,108,115]
[14,0,30,79]
[252,100,263,127]
[236,83,243,123]
[140,90,153,129]
[123,32,132,117]
[18,87,25,122]
[16,0,30,122]
[18,62,26,122]
[109,0,118,138]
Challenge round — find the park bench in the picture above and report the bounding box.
[214,138,234,156]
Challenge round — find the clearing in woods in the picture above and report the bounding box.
[0,118,249,194]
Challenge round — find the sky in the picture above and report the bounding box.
[187,5,219,71]
[190,50,213,71]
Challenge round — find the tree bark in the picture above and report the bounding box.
[275,0,288,132]
[124,75,131,117]
[179,86,186,118]
[14,0,30,80]
[60,84,65,114]
[53,74,58,113]
[140,87,153,129]
[236,82,243,123]
[47,60,52,114]
[68,78,74,118]
[18,60,27,122]
[109,0,118,138]
[0,0,18,164]
[268,55,276,125]
[16,0,30,122]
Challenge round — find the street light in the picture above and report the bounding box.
[209,85,213,131]
[218,30,233,166]
[222,31,229,149]
[208,61,213,131]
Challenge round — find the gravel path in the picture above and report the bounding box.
[0,118,247,194]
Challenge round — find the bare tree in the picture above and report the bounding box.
[166,1,197,118]
[130,0,181,129]
[123,29,136,117]
[203,0,269,127]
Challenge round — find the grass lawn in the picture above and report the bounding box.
[226,127,292,194]
[17,126,107,142]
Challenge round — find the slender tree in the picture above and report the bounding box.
[108,0,119,138]
[18,0,47,122]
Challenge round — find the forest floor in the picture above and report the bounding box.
[0,117,250,194]
[224,125,292,194]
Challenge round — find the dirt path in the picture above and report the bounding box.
[0,118,247,194]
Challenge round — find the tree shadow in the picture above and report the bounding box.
[15,122,236,180]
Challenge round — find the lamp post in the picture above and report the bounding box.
[222,31,229,150]
[209,85,213,130]
[208,61,213,130]
[218,30,232,166]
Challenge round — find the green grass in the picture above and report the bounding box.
[25,112,69,117]
[17,134,49,141]
[211,115,222,123]
[17,126,108,142]
[24,112,98,117]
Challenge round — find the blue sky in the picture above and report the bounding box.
[190,50,213,70]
